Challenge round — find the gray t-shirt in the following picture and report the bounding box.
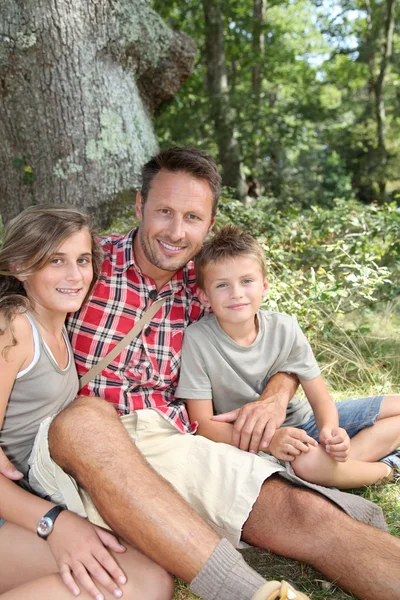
[175,310,320,428]
[0,312,79,477]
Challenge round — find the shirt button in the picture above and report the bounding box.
[144,327,151,336]
[149,289,158,300]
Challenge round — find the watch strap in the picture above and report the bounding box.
[37,505,66,539]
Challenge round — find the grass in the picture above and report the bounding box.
[173,300,400,599]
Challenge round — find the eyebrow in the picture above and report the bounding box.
[52,251,92,256]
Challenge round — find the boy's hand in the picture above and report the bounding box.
[319,427,350,462]
[267,427,318,461]
[212,397,287,453]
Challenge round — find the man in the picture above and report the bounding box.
[4,148,400,600]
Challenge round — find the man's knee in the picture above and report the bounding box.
[245,476,341,552]
[48,396,118,470]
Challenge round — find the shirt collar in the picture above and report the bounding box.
[112,227,193,295]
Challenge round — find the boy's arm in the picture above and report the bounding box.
[212,372,298,454]
[187,399,234,444]
[301,376,350,461]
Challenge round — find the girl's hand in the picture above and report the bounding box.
[320,427,350,462]
[0,447,24,480]
[47,510,127,599]
[268,427,318,461]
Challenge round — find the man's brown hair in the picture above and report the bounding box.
[195,224,267,290]
[141,147,221,217]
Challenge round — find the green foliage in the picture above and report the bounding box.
[153,0,400,205]
[216,193,398,335]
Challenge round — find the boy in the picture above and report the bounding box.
[175,225,400,488]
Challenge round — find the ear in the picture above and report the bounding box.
[208,210,218,232]
[198,288,211,308]
[10,264,27,282]
[135,191,143,221]
[263,275,269,297]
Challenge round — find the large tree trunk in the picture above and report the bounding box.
[364,0,395,203]
[373,0,395,203]
[0,0,195,226]
[251,0,266,175]
[202,0,247,201]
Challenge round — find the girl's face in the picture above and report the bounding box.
[18,229,93,317]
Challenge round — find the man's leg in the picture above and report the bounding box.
[242,476,400,600]
[48,398,268,600]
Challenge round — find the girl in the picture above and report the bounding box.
[0,206,173,600]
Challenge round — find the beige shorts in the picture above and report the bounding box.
[28,409,386,548]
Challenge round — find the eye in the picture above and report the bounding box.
[158,208,171,215]
[78,257,92,265]
[50,258,63,265]
[242,278,254,284]
[187,213,200,221]
[216,283,227,289]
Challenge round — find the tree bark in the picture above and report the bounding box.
[202,0,246,201]
[251,0,266,174]
[0,0,195,226]
[373,0,395,202]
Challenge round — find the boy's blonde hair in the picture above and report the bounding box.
[195,224,267,290]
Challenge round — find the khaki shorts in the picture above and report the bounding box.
[28,409,386,547]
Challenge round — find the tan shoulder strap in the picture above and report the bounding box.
[78,297,167,390]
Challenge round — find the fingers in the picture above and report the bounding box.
[95,527,126,554]
[61,554,125,600]
[259,425,278,451]
[211,409,239,423]
[59,563,81,597]
[0,449,24,480]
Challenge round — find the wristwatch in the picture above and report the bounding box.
[37,505,66,540]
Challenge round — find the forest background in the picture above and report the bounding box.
[1,0,399,597]
[149,0,400,597]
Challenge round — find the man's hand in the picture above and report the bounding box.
[0,447,23,480]
[319,427,350,462]
[48,510,127,599]
[212,397,287,453]
[268,427,318,461]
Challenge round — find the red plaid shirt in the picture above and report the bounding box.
[67,229,205,433]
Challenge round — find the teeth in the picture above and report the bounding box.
[159,241,184,251]
[57,288,80,294]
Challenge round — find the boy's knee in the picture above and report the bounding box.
[291,445,322,482]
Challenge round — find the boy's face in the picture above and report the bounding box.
[199,255,268,330]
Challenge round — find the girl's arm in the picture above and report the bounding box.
[0,317,127,599]
[186,399,234,444]
[301,376,350,461]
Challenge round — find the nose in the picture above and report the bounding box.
[65,262,83,281]
[169,215,185,241]
[231,283,243,299]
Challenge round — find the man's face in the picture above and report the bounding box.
[135,169,216,278]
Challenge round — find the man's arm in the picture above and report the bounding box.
[212,372,299,453]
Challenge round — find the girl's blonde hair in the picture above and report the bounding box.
[0,205,103,349]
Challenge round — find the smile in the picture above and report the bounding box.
[56,288,82,295]
[227,303,249,309]
[158,240,187,253]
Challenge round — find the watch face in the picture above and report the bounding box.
[37,516,53,537]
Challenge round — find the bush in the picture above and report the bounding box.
[216,194,399,337]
